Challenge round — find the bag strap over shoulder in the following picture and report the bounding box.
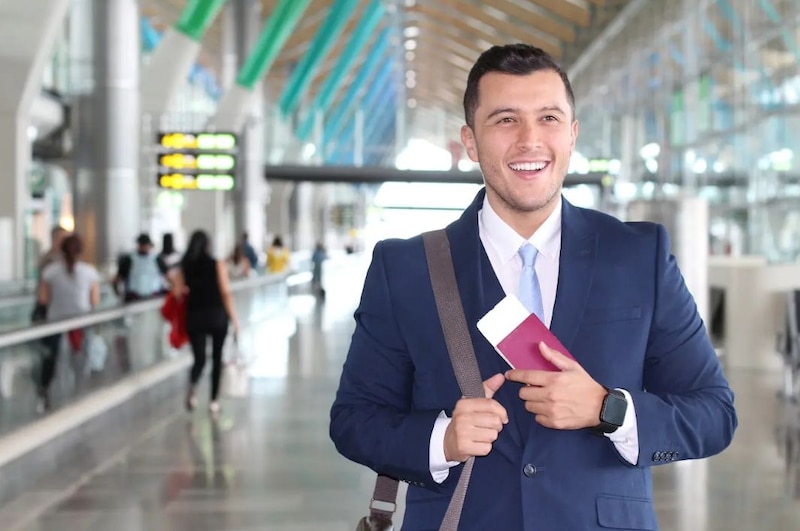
[367,229,484,531]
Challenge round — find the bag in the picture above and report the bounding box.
[86,332,109,373]
[31,302,47,323]
[67,329,84,351]
[355,515,393,531]
[222,335,249,397]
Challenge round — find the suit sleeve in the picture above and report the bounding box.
[330,242,443,488]
[627,225,737,466]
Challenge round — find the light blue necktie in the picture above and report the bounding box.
[518,243,544,322]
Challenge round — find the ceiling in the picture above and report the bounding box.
[142,0,632,139]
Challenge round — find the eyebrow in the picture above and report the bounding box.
[537,105,568,116]
[485,105,569,120]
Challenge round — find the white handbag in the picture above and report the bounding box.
[222,335,249,397]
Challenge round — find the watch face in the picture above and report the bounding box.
[602,392,627,427]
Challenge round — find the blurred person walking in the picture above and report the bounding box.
[240,232,259,270]
[172,230,239,414]
[157,233,181,278]
[311,242,327,298]
[266,236,290,274]
[113,233,165,302]
[36,233,100,411]
[228,243,252,280]
[31,225,70,322]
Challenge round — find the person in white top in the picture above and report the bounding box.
[228,243,252,280]
[37,233,100,411]
[330,44,736,530]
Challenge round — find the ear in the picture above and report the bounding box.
[570,119,579,153]
[461,125,479,162]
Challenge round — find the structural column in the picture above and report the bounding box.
[74,0,140,270]
[0,1,70,280]
[232,0,266,252]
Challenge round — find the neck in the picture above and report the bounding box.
[487,193,559,240]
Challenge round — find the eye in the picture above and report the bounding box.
[497,116,515,124]
[542,115,559,122]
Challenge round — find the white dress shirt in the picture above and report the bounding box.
[429,197,640,483]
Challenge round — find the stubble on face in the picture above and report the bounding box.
[462,70,577,237]
[479,153,564,217]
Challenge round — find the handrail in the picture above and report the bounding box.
[0,273,288,350]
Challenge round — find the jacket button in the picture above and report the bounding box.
[523,463,537,477]
[652,452,662,461]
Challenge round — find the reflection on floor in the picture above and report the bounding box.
[2,264,800,530]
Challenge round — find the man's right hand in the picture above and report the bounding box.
[443,374,508,462]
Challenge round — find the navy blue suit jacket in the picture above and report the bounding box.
[330,190,736,530]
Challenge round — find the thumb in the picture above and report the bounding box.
[482,373,506,399]
[539,342,576,371]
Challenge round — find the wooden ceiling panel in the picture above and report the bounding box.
[143,0,633,149]
[532,0,591,26]
[429,0,562,58]
[488,0,575,42]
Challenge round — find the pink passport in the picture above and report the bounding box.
[476,295,575,371]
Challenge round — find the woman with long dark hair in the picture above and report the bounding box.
[171,230,239,413]
[36,233,100,411]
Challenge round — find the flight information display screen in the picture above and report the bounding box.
[156,132,238,191]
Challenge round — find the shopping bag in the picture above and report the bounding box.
[222,336,249,397]
[86,332,108,373]
[67,329,84,352]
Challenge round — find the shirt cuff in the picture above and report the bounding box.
[430,411,461,483]
[604,389,639,465]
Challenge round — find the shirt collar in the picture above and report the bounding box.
[480,195,562,264]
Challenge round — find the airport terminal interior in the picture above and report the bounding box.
[2,0,800,529]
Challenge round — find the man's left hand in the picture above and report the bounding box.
[504,342,607,430]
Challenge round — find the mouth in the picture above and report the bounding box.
[508,161,549,177]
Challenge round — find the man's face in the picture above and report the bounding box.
[461,70,578,230]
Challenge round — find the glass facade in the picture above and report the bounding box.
[573,0,800,262]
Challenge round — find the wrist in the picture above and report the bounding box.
[591,387,628,435]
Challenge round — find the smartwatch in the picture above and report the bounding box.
[593,388,627,434]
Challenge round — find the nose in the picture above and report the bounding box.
[516,121,542,151]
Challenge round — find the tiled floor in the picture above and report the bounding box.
[2,263,800,530]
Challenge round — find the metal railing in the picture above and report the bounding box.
[0,272,290,351]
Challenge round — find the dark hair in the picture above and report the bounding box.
[161,233,175,255]
[60,234,83,276]
[463,43,575,129]
[272,236,283,248]
[181,230,210,270]
[51,225,68,239]
[232,243,244,263]
[136,233,153,247]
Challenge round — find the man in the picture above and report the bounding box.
[241,232,259,270]
[113,233,165,302]
[330,44,737,530]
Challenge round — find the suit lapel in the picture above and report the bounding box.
[550,199,598,357]
[445,190,524,452]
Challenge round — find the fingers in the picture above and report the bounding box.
[446,394,509,462]
[482,373,506,399]
[538,342,577,370]
[445,407,507,461]
[505,368,557,387]
[454,395,508,424]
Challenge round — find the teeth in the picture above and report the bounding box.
[509,162,546,171]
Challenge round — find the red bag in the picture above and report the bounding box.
[67,329,84,351]
[160,293,188,348]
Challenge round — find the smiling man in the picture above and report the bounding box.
[330,44,737,530]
